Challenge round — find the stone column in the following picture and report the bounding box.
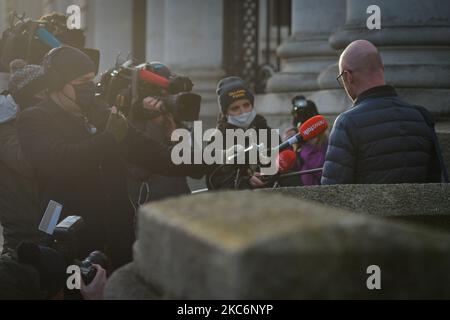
[146,0,225,117]
[318,0,450,115]
[257,0,347,119]
[267,0,346,93]
[85,0,133,75]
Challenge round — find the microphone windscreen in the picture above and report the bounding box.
[277,149,297,173]
[299,115,328,141]
[139,69,170,89]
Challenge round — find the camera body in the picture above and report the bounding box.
[52,216,109,285]
[0,11,99,73]
[98,60,201,123]
[291,95,318,127]
[77,250,108,284]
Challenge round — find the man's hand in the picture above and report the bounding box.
[106,106,128,142]
[143,97,163,114]
[249,172,267,188]
[142,96,178,136]
[80,264,107,300]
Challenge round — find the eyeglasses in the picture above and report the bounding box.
[336,70,351,88]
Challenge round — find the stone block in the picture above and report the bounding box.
[266,184,450,232]
[120,191,450,299]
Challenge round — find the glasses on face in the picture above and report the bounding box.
[336,70,352,88]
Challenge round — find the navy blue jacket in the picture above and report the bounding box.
[321,85,441,185]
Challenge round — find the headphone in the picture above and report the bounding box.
[42,46,71,92]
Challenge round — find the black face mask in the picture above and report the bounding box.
[72,81,96,112]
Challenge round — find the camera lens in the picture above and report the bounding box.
[84,250,108,268]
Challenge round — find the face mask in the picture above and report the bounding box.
[72,81,96,112]
[227,109,256,129]
[0,94,18,124]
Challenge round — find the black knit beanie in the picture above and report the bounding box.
[43,46,95,89]
[216,76,254,114]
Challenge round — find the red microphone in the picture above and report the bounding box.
[277,149,297,173]
[139,69,170,89]
[275,115,329,151]
[299,115,329,141]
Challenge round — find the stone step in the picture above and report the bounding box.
[266,184,450,232]
[105,191,450,299]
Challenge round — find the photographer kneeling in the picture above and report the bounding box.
[17,47,205,269]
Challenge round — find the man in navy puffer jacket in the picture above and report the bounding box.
[321,40,442,184]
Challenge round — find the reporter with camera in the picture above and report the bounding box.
[17,46,205,269]
[127,63,194,206]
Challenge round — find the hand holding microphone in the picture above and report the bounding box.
[277,149,297,173]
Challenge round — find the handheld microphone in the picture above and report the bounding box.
[225,144,246,163]
[274,115,328,151]
[277,149,297,173]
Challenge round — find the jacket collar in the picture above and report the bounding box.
[39,96,95,131]
[354,85,398,106]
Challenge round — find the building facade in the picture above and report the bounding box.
[1,0,449,122]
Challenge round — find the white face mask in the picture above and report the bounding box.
[227,109,256,129]
[0,94,18,124]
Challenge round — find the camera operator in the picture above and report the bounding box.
[289,95,328,186]
[0,59,48,256]
[17,46,206,269]
[127,63,195,206]
[291,95,319,127]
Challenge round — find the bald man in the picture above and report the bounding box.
[321,40,444,184]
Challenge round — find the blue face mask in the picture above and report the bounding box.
[227,109,257,129]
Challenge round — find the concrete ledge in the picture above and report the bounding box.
[265,184,450,232]
[265,184,450,217]
[105,191,450,299]
[104,262,164,300]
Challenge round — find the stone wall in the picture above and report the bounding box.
[105,189,450,299]
[266,184,450,232]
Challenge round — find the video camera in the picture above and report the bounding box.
[38,201,109,285]
[0,11,99,73]
[97,59,201,122]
